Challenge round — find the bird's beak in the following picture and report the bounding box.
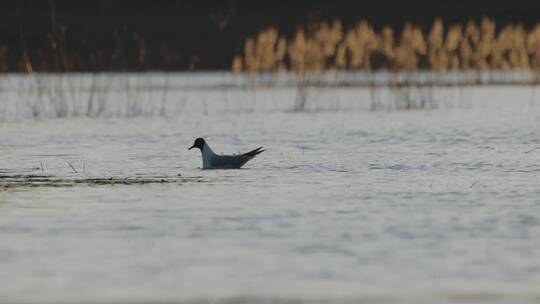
[188,145,195,150]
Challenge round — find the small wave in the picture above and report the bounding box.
[369,164,415,171]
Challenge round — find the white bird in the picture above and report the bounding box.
[188,138,264,169]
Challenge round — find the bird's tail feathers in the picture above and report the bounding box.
[244,146,265,157]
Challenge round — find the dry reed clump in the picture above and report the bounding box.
[232,28,287,73]
[233,18,540,73]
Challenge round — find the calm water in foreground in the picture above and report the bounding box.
[1,84,540,303]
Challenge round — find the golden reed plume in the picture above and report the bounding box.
[233,18,540,73]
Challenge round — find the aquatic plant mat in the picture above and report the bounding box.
[0,173,203,190]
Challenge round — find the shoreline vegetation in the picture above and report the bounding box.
[1,72,538,121]
[3,8,540,118]
[233,18,540,74]
[1,12,540,76]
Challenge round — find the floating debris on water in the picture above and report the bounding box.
[0,173,203,190]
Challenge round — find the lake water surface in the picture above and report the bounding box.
[1,77,540,303]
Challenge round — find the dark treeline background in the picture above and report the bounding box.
[0,0,539,72]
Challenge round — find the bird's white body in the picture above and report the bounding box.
[201,142,216,169]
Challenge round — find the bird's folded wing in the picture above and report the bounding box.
[210,154,251,169]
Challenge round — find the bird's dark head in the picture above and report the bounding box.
[188,138,206,151]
